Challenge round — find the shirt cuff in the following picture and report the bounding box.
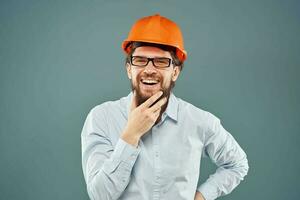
[114,138,140,161]
[103,138,140,174]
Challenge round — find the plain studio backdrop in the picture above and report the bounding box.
[0,0,299,199]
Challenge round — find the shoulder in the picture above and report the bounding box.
[176,97,220,126]
[88,95,128,119]
[89,100,119,117]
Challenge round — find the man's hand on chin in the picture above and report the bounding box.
[194,191,205,200]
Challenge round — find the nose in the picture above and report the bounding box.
[143,60,157,74]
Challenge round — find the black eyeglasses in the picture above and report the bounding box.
[130,56,174,69]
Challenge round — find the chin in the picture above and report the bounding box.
[138,91,154,102]
[134,88,160,106]
[141,90,158,97]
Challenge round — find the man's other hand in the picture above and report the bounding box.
[194,191,205,200]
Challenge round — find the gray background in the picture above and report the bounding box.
[1,0,299,199]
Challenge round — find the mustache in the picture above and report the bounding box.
[138,73,162,80]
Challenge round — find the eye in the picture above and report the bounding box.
[132,56,148,65]
[156,59,169,64]
[154,58,170,67]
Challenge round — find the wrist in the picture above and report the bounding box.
[121,130,140,147]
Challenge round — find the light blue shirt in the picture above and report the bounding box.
[81,92,249,200]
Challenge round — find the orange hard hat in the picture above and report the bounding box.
[122,14,187,62]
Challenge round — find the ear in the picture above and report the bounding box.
[171,66,181,81]
[126,63,132,79]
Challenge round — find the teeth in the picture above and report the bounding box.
[142,79,158,84]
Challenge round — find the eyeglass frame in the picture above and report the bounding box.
[130,55,175,69]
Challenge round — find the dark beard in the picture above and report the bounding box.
[130,81,175,106]
[130,80,175,124]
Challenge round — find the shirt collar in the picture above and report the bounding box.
[124,92,179,122]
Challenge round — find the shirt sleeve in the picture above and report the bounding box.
[197,115,249,200]
[81,106,140,200]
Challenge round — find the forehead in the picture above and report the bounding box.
[132,46,171,58]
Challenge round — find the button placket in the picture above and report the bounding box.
[152,127,161,200]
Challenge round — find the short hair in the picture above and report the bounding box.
[125,42,184,70]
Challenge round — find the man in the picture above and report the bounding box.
[81,14,249,200]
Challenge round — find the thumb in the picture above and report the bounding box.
[130,90,138,111]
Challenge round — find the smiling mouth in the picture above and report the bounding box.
[140,79,160,85]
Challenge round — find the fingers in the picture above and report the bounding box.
[149,97,167,113]
[153,108,161,120]
[151,104,161,117]
[141,91,163,109]
[130,90,138,111]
